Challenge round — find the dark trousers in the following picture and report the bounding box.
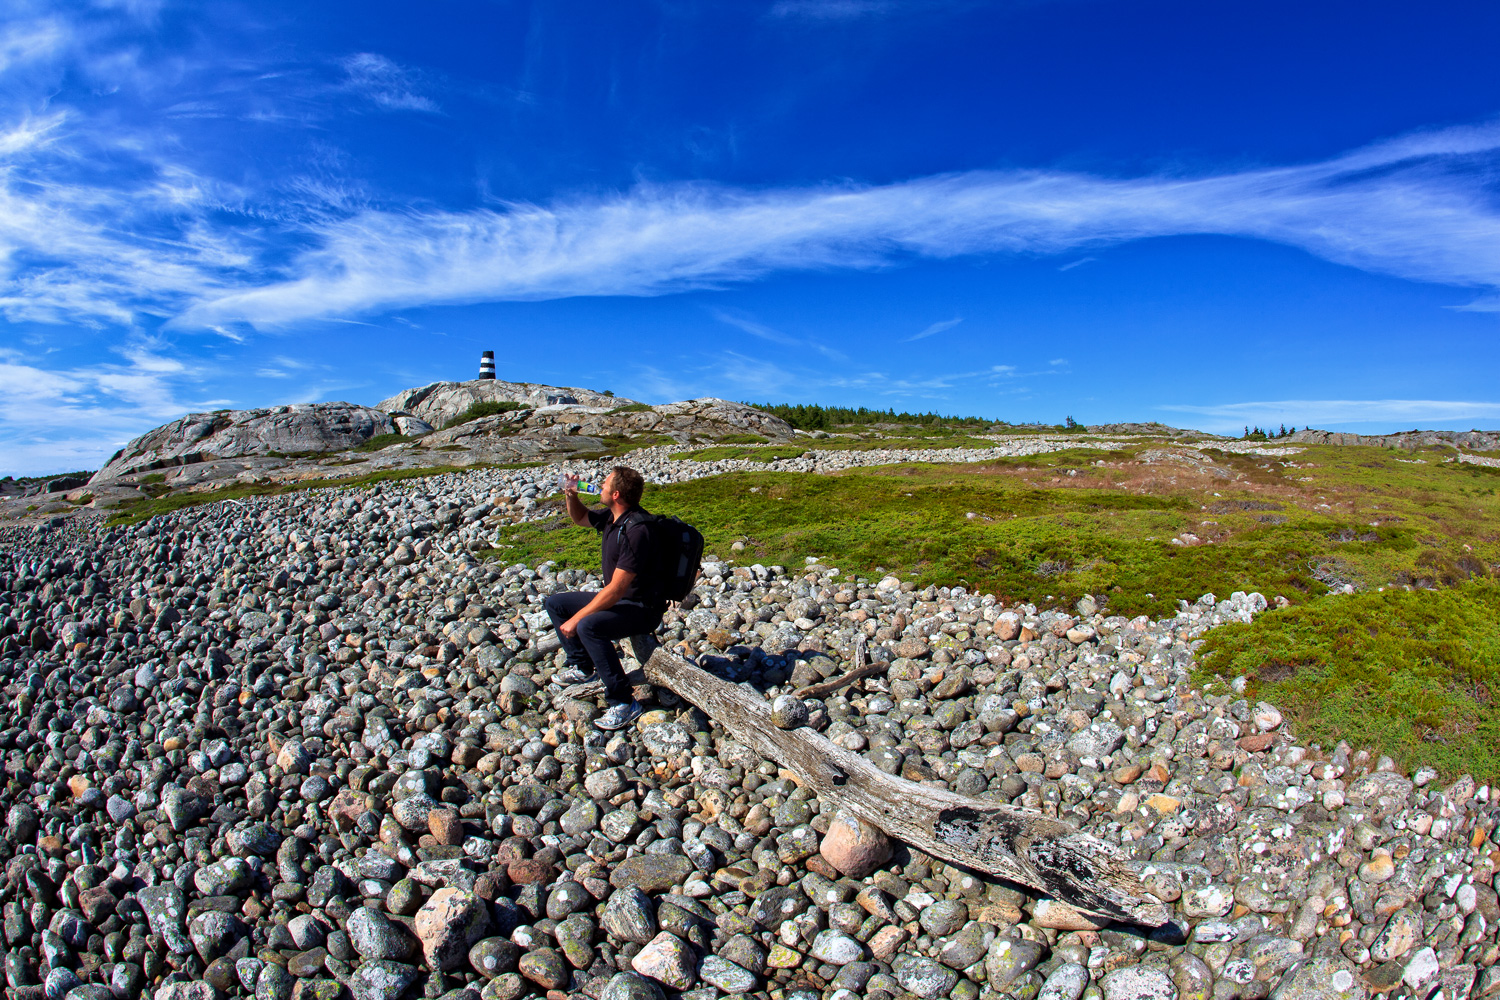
[543,591,661,699]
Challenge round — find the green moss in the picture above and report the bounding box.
[671,435,1000,462]
[608,402,654,414]
[488,467,1312,617]
[716,433,769,444]
[1197,583,1500,782]
[484,440,1500,618]
[139,473,167,484]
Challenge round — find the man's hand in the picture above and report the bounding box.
[554,569,635,640]
[564,483,590,526]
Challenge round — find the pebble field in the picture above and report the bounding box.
[0,457,1495,1000]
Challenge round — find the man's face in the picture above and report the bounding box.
[600,472,617,504]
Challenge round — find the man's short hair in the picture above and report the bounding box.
[610,465,646,506]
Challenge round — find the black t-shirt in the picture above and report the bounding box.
[588,505,660,608]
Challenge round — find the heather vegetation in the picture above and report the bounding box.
[1199,582,1500,782]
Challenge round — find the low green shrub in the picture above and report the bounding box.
[444,401,529,429]
[353,433,412,453]
[1198,583,1500,782]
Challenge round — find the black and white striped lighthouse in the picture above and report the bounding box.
[478,351,496,380]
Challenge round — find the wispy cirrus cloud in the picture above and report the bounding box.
[340,53,439,113]
[164,118,1500,330]
[906,316,963,341]
[768,0,978,21]
[710,308,846,361]
[5,103,1500,334]
[1160,399,1500,434]
[0,17,69,74]
[0,112,257,327]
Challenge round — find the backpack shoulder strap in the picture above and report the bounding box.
[614,509,651,547]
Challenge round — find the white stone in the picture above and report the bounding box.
[1403,947,1439,989]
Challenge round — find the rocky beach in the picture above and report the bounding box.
[1,445,1496,1000]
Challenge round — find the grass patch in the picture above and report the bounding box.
[354,433,413,453]
[673,444,807,462]
[484,465,1325,617]
[672,435,1001,462]
[608,402,654,414]
[139,473,167,485]
[1197,583,1500,782]
[443,401,530,430]
[484,443,1500,618]
[717,433,769,444]
[106,466,470,526]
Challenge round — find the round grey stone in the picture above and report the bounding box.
[347,960,421,1000]
[599,972,667,1000]
[893,954,960,999]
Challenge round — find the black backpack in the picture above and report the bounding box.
[617,511,704,603]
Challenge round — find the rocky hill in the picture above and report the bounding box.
[377,379,626,428]
[81,381,797,498]
[91,403,403,483]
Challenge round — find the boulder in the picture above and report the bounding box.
[819,810,892,877]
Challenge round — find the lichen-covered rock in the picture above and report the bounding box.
[413,888,492,970]
[1270,958,1367,1000]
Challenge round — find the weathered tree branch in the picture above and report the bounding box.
[643,647,1169,927]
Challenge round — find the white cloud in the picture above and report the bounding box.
[0,341,219,475]
[710,308,846,361]
[0,18,69,75]
[340,53,439,113]
[906,316,962,341]
[712,351,800,395]
[769,0,896,19]
[3,104,1500,347]
[172,118,1500,329]
[1159,399,1500,434]
[768,0,976,20]
[1450,295,1500,313]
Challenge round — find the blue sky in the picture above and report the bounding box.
[2,0,1498,475]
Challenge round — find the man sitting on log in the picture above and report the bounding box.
[544,465,664,730]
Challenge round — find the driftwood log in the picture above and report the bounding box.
[643,647,1170,927]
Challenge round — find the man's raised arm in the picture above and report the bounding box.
[564,484,591,526]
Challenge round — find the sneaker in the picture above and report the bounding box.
[595,699,643,731]
[553,665,594,686]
